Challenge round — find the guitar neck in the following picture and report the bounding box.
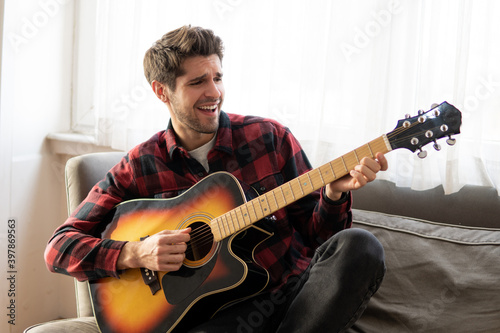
[210,134,392,242]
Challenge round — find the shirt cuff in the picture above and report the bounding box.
[322,187,350,205]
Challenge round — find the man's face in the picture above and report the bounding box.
[165,54,224,142]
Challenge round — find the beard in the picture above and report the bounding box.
[169,96,222,135]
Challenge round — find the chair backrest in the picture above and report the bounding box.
[65,152,125,317]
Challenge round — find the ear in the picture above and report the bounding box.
[151,80,169,103]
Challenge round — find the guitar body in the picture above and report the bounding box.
[89,172,272,333]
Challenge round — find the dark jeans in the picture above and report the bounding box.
[188,228,386,333]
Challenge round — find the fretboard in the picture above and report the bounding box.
[210,135,392,242]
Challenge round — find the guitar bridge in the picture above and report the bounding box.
[139,236,161,295]
[140,267,161,295]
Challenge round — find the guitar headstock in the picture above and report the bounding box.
[387,102,462,158]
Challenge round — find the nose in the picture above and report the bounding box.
[205,79,222,99]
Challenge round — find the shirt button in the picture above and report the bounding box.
[259,186,266,192]
[198,172,204,177]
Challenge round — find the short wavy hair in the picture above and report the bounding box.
[143,25,224,91]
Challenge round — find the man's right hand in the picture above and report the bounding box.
[117,228,191,272]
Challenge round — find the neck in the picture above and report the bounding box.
[179,132,216,151]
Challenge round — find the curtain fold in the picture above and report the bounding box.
[89,0,500,194]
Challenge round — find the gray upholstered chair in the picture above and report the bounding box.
[24,152,125,332]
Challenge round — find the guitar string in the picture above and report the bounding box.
[185,200,261,254]
[186,212,241,249]
[387,122,447,147]
[185,224,214,258]
[185,224,214,248]
[184,118,451,258]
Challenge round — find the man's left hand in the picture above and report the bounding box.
[325,152,388,201]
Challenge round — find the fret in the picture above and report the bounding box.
[340,156,348,172]
[249,199,263,221]
[286,182,295,201]
[295,174,309,197]
[353,150,360,164]
[245,201,258,223]
[258,196,270,215]
[215,216,223,238]
[238,208,248,228]
[210,218,222,240]
[264,192,277,212]
[381,134,392,152]
[330,158,347,180]
[279,187,287,205]
[367,142,374,158]
[271,191,280,210]
[306,172,315,188]
[216,219,223,240]
[328,161,336,180]
[371,136,391,154]
[237,206,246,228]
[357,145,373,162]
[255,198,264,216]
[232,212,240,232]
[316,169,326,186]
[226,212,236,234]
[231,210,241,233]
[319,164,333,184]
[345,152,358,170]
[293,178,304,196]
[221,215,229,237]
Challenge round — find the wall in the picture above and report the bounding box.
[0,0,77,332]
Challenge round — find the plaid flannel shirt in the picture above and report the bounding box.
[45,111,352,290]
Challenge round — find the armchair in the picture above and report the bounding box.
[24,152,124,332]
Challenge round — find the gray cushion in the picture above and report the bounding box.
[350,209,500,333]
[24,317,98,333]
[352,180,500,228]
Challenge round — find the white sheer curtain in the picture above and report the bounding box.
[89,0,500,194]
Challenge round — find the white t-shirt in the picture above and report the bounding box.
[187,134,217,172]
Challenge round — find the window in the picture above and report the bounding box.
[71,0,500,194]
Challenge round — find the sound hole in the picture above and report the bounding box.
[185,221,214,262]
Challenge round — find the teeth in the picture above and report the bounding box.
[199,105,218,110]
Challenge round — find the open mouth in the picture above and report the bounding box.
[197,103,219,114]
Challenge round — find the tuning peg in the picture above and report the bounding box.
[405,114,411,119]
[418,109,424,115]
[417,149,427,159]
[431,103,439,109]
[433,141,441,151]
[446,136,457,146]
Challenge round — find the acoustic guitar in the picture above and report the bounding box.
[89,101,462,332]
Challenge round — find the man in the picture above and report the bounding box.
[45,25,388,332]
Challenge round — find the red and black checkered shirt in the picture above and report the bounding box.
[44,112,352,290]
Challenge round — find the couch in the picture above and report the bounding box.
[349,180,500,332]
[25,152,500,332]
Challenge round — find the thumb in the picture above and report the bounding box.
[179,227,192,234]
[156,227,191,235]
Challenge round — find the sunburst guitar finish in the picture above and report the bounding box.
[90,172,272,333]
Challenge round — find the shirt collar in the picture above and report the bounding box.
[165,111,234,159]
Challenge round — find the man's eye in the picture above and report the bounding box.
[190,81,202,86]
